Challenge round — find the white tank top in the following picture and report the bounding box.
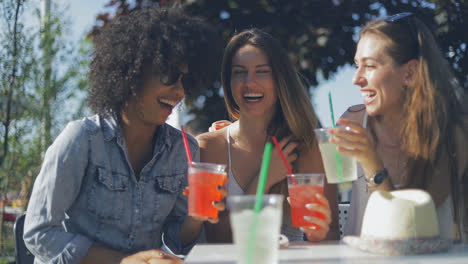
[226,126,245,196]
[225,126,305,241]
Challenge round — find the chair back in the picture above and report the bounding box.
[13,214,35,264]
[338,202,350,239]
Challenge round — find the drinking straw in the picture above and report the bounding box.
[180,125,193,165]
[247,142,273,264]
[328,91,343,182]
[254,142,273,211]
[272,136,297,185]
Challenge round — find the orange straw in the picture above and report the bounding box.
[180,125,193,165]
[272,136,297,184]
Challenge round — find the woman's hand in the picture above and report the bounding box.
[183,186,228,224]
[328,118,384,177]
[121,249,182,264]
[180,185,228,244]
[267,136,298,189]
[291,193,332,242]
[208,120,232,132]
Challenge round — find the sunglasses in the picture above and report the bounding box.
[160,70,196,93]
[385,12,413,23]
[385,12,419,58]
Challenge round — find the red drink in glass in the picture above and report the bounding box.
[188,162,227,219]
[287,173,325,228]
[289,184,325,227]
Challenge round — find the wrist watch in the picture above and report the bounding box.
[365,168,388,187]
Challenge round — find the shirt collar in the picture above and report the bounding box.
[153,123,173,150]
[100,114,172,149]
[101,114,120,141]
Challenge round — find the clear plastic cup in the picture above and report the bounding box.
[228,194,283,264]
[188,161,227,219]
[287,173,325,228]
[314,128,357,183]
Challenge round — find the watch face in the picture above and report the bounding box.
[374,170,387,184]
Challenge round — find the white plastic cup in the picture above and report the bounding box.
[314,128,357,183]
[228,194,283,264]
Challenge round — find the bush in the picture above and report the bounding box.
[0,222,15,263]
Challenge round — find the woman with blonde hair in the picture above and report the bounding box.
[197,28,339,243]
[329,12,468,242]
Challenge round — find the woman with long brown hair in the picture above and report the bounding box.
[197,28,339,243]
[330,12,468,242]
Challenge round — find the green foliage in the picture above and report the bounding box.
[431,0,468,88]
[0,222,15,262]
[183,0,378,128]
[0,0,92,258]
[0,0,91,257]
[1,0,91,194]
[0,0,31,195]
[29,4,90,151]
[93,0,468,129]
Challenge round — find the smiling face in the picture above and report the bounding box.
[353,33,408,117]
[230,44,277,119]
[124,68,186,127]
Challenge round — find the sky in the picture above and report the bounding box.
[49,0,364,128]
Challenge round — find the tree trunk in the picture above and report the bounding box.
[0,0,23,248]
[40,0,52,157]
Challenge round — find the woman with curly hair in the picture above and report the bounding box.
[24,7,222,264]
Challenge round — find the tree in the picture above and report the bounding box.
[0,0,91,253]
[35,1,88,156]
[431,0,468,88]
[11,1,90,203]
[91,0,468,129]
[0,0,29,250]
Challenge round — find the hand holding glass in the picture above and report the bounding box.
[287,173,325,228]
[188,161,227,219]
[314,128,357,183]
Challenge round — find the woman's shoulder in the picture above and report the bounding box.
[45,116,99,154]
[196,127,229,163]
[196,127,228,150]
[58,115,100,139]
[340,104,367,123]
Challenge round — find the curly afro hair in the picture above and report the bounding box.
[87,7,221,116]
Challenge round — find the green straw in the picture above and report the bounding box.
[254,142,273,210]
[328,91,343,182]
[247,142,273,264]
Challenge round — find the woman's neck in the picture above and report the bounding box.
[233,114,270,148]
[119,112,158,179]
[373,110,404,147]
[120,112,157,149]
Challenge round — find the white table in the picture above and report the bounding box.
[184,241,468,264]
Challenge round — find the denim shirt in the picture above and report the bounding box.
[24,114,202,264]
